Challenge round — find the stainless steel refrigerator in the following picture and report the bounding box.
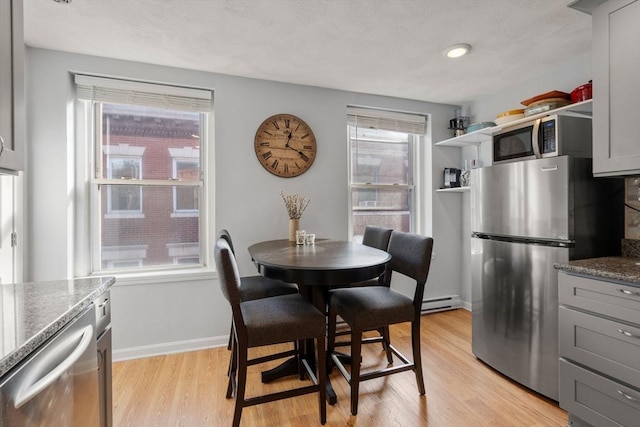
[470,156,622,401]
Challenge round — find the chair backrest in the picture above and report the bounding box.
[214,238,242,306]
[218,229,236,255]
[362,226,393,251]
[387,231,434,306]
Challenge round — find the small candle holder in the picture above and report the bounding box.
[305,233,316,245]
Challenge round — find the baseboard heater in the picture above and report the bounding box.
[421,295,461,314]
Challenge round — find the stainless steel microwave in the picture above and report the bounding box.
[492,115,592,165]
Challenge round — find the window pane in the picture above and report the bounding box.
[101,103,200,181]
[175,160,199,180]
[109,157,141,179]
[174,160,200,212]
[100,185,201,269]
[175,185,199,211]
[350,127,409,185]
[108,185,142,212]
[351,187,411,236]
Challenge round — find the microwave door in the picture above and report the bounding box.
[493,124,537,164]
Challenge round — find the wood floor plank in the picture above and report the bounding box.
[112,309,567,426]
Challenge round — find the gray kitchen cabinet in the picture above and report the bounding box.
[0,0,25,175]
[558,272,640,427]
[592,0,640,177]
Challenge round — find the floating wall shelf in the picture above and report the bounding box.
[436,99,593,148]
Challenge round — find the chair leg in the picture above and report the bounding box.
[227,321,233,350]
[411,319,426,395]
[380,326,393,364]
[316,335,327,424]
[227,324,236,378]
[327,305,337,370]
[232,345,248,427]
[350,331,362,416]
[226,336,237,399]
[297,340,306,380]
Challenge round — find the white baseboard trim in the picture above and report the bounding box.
[461,300,471,311]
[113,335,228,362]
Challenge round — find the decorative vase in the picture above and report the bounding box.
[288,218,299,242]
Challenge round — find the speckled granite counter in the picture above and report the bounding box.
[0,277,115,377]
[555,256,640,286]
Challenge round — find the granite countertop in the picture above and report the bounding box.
[555,256,640,286]
[0,277,115,378]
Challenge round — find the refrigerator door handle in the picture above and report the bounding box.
[471,232,574,247]
[532,119,542,159]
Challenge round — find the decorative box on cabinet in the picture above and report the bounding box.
[591,0,640,177]
[0,0,25,174]
[558,272,640,427]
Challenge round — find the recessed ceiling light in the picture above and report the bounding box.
[53,0,72,3]
[444,43,472,58]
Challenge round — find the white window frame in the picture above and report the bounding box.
[347,107,426,241]
[74,75,214,277]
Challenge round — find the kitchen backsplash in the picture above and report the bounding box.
[625,177,640,240]
[622,239,640,257]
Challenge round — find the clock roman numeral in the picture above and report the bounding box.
[294,162,300,169]
[270,159,279,169]
[294,123,301,132]
[299,152,310,162]
[272,121,280,130]
[301,133,309,139]
[260,141,270,147]
[303,145,312,150]
[262,151,272,160]
[263,130,273,136]
[283,163,289,174]
[284,118,290,128]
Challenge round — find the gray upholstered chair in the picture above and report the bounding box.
[219,229,298,351]
[219,229,299,301]
[361,225,393,255]
[331,226,394,362]
[215,238,327,427]
[327,231,434,416]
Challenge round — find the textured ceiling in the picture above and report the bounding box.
[23,0,592,105]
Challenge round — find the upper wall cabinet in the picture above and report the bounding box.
[0,0,25,175]
[591,0,640,176]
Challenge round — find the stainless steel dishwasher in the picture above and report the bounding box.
[94,290,112,427]
[0,304,100,426]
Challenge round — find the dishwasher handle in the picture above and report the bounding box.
[14,324,94,409]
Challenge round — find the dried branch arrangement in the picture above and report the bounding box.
[280,191,310,219]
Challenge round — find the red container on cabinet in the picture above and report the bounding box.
[571,81,592,103]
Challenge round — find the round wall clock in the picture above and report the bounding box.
[254,114,317,178]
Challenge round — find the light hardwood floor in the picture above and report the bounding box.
[112,309,567,426]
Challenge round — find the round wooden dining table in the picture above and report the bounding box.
[247,239,391,404]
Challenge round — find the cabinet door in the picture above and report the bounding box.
[559,306,640,386]
[559,359,640,427]
[592,0,640,177]
[0,0,24,174]
[558,272,640,325]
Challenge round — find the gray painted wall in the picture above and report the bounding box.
[25,47,464,359]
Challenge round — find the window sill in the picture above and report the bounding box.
[85,267,217,287]
[170,212,199,218]
[104,213,145,220]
